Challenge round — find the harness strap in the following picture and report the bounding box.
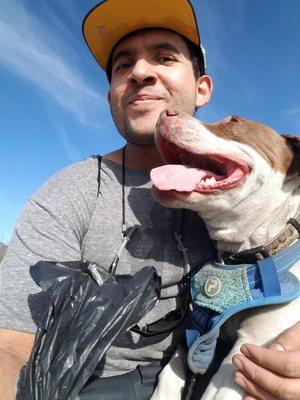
[258,257,281,296]
[187,239,300,374]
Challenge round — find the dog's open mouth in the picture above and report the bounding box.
[151,137,250,194]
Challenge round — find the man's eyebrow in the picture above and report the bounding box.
[112,49,134,66]
[112,42,181,65]
[149,42,181,54]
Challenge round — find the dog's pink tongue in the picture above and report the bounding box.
[151,165,206,192]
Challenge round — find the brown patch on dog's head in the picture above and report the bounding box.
[206,116,296,175]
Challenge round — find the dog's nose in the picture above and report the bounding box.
[166,109,179,117]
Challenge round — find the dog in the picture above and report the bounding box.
[149,110,300,399]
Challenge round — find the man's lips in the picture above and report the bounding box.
[128,94,164,106]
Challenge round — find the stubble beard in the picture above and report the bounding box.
[112,112,156,146]
[122,118,156,145]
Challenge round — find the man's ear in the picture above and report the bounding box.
[283,134,300,175]
[107,91,111,105]
[195,74,213,109]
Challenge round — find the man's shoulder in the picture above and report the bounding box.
[30,157,100,207]
[43,157,99,189]
[52,156,99,181]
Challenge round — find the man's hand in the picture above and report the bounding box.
[0,328,34,400]
[232,322,300,400]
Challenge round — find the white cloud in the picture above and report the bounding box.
[0,1,106,127]
[199,2,256,105]
[55,126,81,163]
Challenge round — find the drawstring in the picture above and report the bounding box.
[110,226,136,276]
[109,145,137,275]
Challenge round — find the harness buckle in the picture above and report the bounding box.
[222,245,271,265]
[288,218,300,236]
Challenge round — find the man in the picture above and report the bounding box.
[0,1,299,399]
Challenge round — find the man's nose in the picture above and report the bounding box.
[129,59,157,85]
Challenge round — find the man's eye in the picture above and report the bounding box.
[157,56,175,64]
[115,62,132,72]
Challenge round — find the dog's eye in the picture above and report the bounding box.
[230,116,240,123]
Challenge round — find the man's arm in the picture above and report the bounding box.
[0,160,100,399]
[233,322,300,400]
[0,328,34,400]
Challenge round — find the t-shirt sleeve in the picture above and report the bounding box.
[0,158,99,333]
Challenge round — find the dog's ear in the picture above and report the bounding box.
[283,135,300,175]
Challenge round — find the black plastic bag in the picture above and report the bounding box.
[17,260,160,400]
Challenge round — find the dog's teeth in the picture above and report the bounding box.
[203,177,216,185]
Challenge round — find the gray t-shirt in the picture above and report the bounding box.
[0,157,215,377]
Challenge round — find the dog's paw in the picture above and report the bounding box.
[150,347,186,400]
[200,360,245,400]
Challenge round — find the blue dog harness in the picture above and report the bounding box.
[187,238,300,374]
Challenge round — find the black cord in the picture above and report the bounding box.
[122,146,126,236]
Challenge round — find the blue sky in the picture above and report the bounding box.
[0,0,300,244]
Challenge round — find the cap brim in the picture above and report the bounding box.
[83,0,200,70]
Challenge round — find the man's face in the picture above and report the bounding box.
[108,29,210,146]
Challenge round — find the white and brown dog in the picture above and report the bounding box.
[150,111,300,399]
